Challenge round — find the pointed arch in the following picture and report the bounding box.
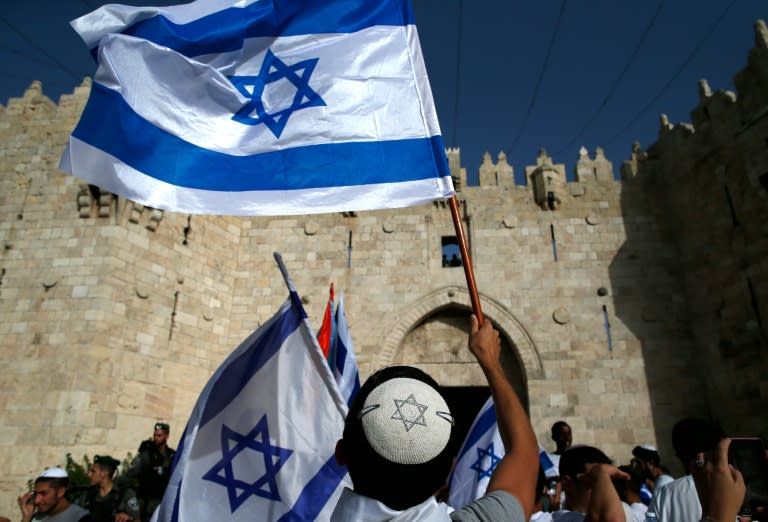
[376,286,543,380]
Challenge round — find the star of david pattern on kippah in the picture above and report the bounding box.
[391,393,428,432]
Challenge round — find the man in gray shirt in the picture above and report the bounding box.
[331,315,538,521]
[17,468,93,522]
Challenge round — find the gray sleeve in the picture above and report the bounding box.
[450,490,526,522]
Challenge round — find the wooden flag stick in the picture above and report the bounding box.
[448,195,485,325]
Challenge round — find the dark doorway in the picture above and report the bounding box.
[440,386,491,454]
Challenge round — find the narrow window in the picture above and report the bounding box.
[441,236,462,268]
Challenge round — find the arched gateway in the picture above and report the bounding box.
[374,286,543,424]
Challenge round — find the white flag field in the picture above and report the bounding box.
[61,0,455,216]
[152,274,351,521]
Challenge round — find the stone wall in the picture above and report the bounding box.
[1,19,766,519]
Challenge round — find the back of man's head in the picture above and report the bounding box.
[559,445,612,480]
[632,445,661,467]
[671,417,724,464]
[340,366,457,510]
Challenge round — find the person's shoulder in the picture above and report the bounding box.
[450,490,525,522]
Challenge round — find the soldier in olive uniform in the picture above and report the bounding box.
[122,423,176,522]
[74,455,140,522]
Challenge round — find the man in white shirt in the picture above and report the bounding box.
[647,418,724,522]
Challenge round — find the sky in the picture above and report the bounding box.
[1,0,765,185]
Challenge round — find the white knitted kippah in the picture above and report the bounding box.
[359,377,453,465]
[39,467,68,479]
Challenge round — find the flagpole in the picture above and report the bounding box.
[448,195,485,325]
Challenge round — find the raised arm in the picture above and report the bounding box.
[468,315,539,517]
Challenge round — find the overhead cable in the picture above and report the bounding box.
[554,0,665,156]
[508,0,568,154]
[604,0,737,148]
[0,14,82,82]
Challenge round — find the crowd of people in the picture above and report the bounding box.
[14,423,175,522]
[10,316,763,522]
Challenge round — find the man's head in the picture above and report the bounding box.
[558,445,612,511]
[336,366,457,510]
[153,422,170,447]
[551,421,572,454]
[671,417,724,468]
[33,468,69,515]
[632,444,661,479]
[615,464,643,504]
[88,455,120,485]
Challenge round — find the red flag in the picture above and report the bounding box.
[316,283,335,359]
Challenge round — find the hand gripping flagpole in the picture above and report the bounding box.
[448,195,485,326]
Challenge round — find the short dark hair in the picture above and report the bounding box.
[551,421,570,439]
[617,464,644,496]
[154,422,170,432]
[671,418,724,463]
[632,446,661,467]
[558,445,612,479]
[93,455,120,477]
[341,366,458,510]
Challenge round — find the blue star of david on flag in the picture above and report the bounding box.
[202,416,293,513]
[470,442,502,479]
[229,49,326,139]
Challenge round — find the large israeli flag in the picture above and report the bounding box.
[153,288,350,521]
[61,0,454,216]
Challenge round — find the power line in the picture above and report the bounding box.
[450,0,464,148]
[0,44,59,67]
[604,0,737,148]
[508,0,568,154]
[554,0,665,156]
[0,14,82,82]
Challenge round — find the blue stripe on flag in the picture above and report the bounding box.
[198,299,302,427]
[72,83,451,192]
[276,455,349,521]
[454,404,497,463]
[113,0,416,58]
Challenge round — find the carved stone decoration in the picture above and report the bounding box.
[135,287,149,299]
[553,308,571,325]
[383,221,395,233]
[129,203,144,224]
[98,188,115,218]
[77,185,91,218]
[585,213,600,225]
[527,149,566,211]
[146,209,164,232]
[42,278,58,290]
[304,221,319,235]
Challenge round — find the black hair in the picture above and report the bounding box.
[615,464,644,500]
[93,455,120,477]
[632,446,661,467]
[671,418,724,463]
[341,366,458,510]
[558,445,612,479]
[551,421,570,439]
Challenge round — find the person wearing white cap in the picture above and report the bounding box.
[631,444,673,502]
[17,468,93,521]
[331,316,540,521]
